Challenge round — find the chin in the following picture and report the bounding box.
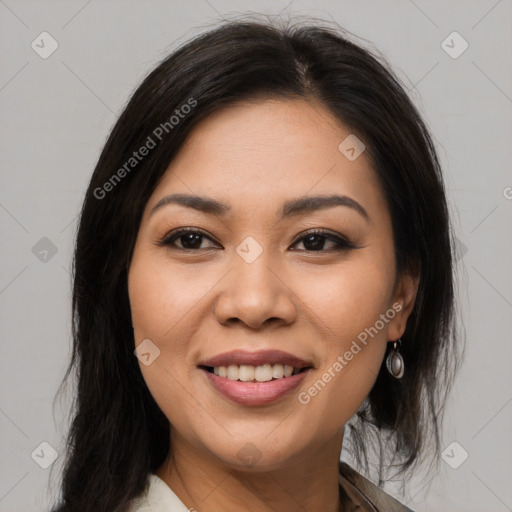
[197,430,308,473]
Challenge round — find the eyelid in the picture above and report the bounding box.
[157,227,220,248]
[290,228,353,246]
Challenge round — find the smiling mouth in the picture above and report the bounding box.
[199,364,312,382]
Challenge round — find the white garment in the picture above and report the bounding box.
[128,473,191,512]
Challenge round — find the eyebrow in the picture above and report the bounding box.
[149,193,370,223]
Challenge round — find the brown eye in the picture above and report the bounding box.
[290,230,355,252]
[158,228,219,251]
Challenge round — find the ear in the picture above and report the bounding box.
[387,264,421,341]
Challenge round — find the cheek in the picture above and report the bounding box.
[292,255,393,428]
[128,251,213,412]
[297,255,394,342]
[298,317,386,418]
[128,252,207,342]
[128,257,201,434]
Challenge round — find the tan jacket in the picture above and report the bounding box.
[128,462,413,511]
[339,461,413,511]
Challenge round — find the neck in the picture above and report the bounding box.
[156,430,344,512]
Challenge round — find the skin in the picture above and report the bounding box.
[128,98,420,511]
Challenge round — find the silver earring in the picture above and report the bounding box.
[386,339,404,379]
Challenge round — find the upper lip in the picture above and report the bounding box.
[198,349,313,369]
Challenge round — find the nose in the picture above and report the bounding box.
[213,249,297,330]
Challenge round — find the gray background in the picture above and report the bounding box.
[1,1,511,511]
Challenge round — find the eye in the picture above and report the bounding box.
[289,229,355,252]
[157,228,220,251]
[157,227,356,252]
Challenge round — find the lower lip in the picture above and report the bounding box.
[201,368,311,406]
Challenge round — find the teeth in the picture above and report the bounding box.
[227,365,239,380]
[272,364,284,379]
[255,364,273,382]
[212,363,303,382]
[239,365,254,382]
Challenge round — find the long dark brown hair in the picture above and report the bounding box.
[50,15,462,511]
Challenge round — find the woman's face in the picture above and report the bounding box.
[128,98,418,471]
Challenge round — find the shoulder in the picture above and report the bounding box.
[339,461,415,512]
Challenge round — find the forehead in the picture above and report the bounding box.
[147,98,387,221]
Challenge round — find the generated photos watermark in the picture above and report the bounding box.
[298,302,403,404]
[94,97,197,200]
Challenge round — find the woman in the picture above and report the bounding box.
[51,16,461,512]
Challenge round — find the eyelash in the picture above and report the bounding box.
[157,228,356,253]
